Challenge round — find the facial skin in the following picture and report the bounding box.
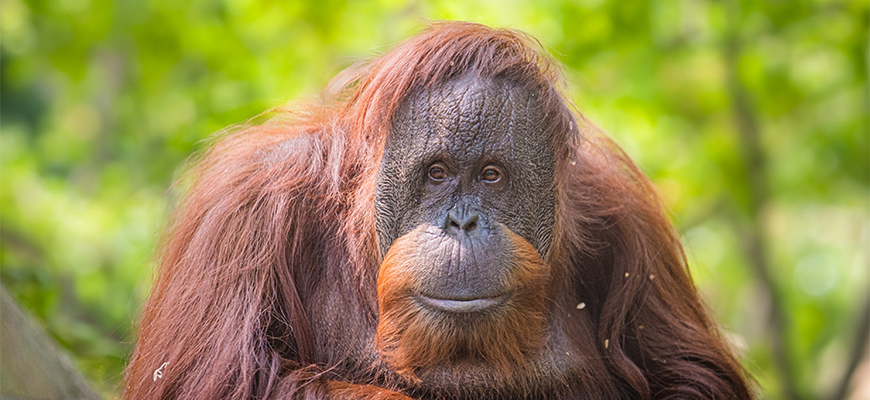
[375,73,556,272]
[373,75,558,381]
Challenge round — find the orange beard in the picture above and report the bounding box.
[375,225,551,380]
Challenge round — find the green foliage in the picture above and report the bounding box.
[1,0,867,398]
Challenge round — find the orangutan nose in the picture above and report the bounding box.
[445,210,479,234]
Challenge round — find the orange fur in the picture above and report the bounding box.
[326,380,413,400]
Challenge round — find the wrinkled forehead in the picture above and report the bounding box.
[389,76,548,159]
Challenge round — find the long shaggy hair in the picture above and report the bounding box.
[125,21,753,399]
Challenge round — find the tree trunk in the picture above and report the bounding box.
[0,285,101,400]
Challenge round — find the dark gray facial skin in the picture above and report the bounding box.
[374,74,556,306]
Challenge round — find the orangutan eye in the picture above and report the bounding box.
[481,165,502,183]
[428,163,448,181]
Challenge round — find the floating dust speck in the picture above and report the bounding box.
[649,274,655,280]
[604,339,609,349]
[624,272,629,277]
[153,362,169,381]
[576,302,586,310]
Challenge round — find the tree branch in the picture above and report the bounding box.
[722,2,802,399]
[829,293,870,400]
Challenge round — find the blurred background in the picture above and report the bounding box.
[1,0,867,398]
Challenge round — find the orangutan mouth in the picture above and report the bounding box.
[416,293,510,313]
